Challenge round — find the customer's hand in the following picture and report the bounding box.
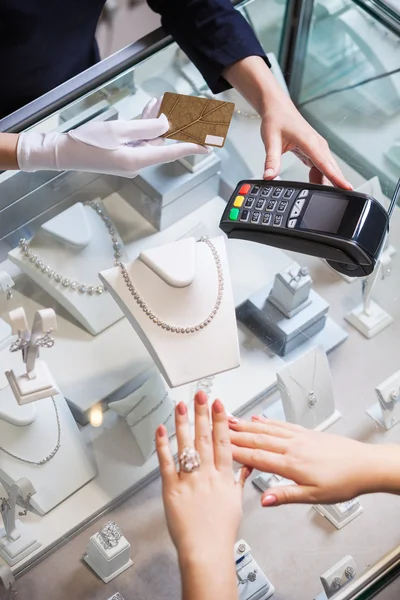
[17,97,208,177]
[229,416,385,507]
[156,392,250,560]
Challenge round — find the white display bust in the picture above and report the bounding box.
[276,346,341,430]
[8,201,125,335]
[99,236,240,388]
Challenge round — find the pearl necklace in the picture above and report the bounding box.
[118,237,224,334]
[18,201,123,297]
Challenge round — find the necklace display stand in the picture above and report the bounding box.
[0,478,40,566]
[8,201,125,336]
[99,236,240,388]
[235,539,275,600]
[314,555,357,600]
[108,369,176,462]
[0,272,14,351]
[314,498,363,530]
[367,370,400,430]
[263,346,341,431]
[236,262,340,357]
[345,253,393,338]
[328,177,396,283]
[84,522,133,583]
[0,309,95,515]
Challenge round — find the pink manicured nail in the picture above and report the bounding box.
[228,416,239,424]
[213,400,224,414]
[262,494,277,507]
[252,415,263,421]
[177,402,187,416]
[196,391,207,405]
[157,424,166,437]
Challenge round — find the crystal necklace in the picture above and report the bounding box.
[0,398,61,465]
[287,351,318,408]
[18,201,122,297]
[118,236,224,334]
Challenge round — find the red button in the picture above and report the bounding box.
[239,184,251,195]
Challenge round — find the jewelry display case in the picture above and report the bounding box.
[0,0,399,598]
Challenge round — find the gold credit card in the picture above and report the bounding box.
[158,92,235,147]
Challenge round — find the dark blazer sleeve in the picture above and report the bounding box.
[146,0,270,93]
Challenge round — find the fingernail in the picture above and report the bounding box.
[262,494,277,507]
[264,168,275,178]
[177,402,187,416]
[213,399,224,414]
[157,424,166,437]
[252,415,262,421]
[228,416,239,424]
[196,391,207,405]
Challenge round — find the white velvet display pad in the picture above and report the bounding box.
[275,346,340,430]
[8,203,124,336]
[99,236,240,388]
[0,393,95,515]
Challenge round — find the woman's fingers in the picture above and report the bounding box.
[229,418,297,438]
[230,431,288,454]
[156,424,178,486]
[232,445,286,474]
[194,391,214,467]
[212,399,233,472]
[261,484,318,507]
[237,466,253,488]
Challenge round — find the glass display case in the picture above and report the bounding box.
[0,0,399,598]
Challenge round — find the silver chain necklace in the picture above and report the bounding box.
[18,201,122,296]
[118,237,224,334]
[288,351,318,407]
[0,398,61,465]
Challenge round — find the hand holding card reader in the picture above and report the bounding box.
[219,180,393,277]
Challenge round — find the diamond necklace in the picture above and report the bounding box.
[18,201,123,297]
[287,351,318,407]
[0,397,61,465]
[117,236,224,334]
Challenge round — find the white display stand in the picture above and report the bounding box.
[109,369,176,461]
[84,527,133,583]
[0,564,15,596]
[100,236,240,388]
[367,370,400,430]
[315,555,357,599]
[345,255,393,338]
[235,539,275,600]
[8,202,125,336]
[0,478,41,566]
[263,346,341,430]
[314,498,364,530]
[0,271,14,350]
[5,308,59,404]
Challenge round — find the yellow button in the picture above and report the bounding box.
[233,195,244,208]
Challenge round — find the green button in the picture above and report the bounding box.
[229,208,240,221]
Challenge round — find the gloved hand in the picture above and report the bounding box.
[17,97,209,177]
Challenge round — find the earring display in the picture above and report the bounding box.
[314,498,363,529]
[235,539,275,600]
[0,478,41,566]
[84,521,133,583]
[236,262,347,358]
[367,370,400,430]
[100,235,240,388]
[315,555,357,600]
[263,346,341,431]
[108,370,176,461]
[8,201,126,335]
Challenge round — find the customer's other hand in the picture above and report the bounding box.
[156,392,250,563]
[229,416,382,506]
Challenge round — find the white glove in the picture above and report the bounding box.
[17,97,209,178]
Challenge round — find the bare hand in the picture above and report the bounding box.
[229,416,383,507]
[156,392,251,561]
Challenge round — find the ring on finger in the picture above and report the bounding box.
[179,446,201,473]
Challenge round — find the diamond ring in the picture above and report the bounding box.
[98,521,123,549]
[179,447,201,473]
